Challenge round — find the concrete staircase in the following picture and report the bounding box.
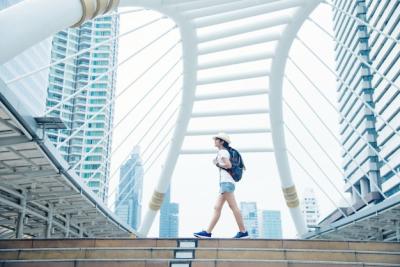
[0,238,399,267]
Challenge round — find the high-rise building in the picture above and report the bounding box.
[45,14,119,202]
[260,210,282,239]
[0,0,52,116]
[115,146,143,230]
[159,187,179,238]
[365,0,400,198]
[301,188,320,229]
[240,202,259,238]
[332,0,400,202]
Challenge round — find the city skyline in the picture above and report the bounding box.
[240,202,259,238]
[300,188,320,230]
[115,146,143,230]
[260,210,283,239]
[159,187,179,238]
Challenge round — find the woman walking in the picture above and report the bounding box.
[194,133,249,239]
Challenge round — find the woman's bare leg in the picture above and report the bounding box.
[206,194,226,233]
[224,192,246,232]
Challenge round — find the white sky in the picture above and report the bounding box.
[109,3,350,238]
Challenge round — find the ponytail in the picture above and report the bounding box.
[222,141,230,149]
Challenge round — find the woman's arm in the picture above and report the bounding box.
[220,157,232,169]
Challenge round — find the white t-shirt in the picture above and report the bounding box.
[217,149,235,184]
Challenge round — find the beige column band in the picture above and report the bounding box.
[129,233,137,239]
[282,185,300,208]
[93,0,110,18]
[149,190,165,211]
[105,0,120,13]
[73,0,119,28]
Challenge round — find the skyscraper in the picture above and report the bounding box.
[260,210,282,239]
[115,146,144,230]
[45,14,119,202]
[240,202,259,238]
[300,188,320,229]
[332,0,380,205]
[365,0,400,198]
[0,0,52,116]
[332,0,400,202]
[159,187,179,238]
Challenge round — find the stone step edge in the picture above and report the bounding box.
[2,240,398,250]
[2,239,399,244]
[1,247,399,255]
[0,258,399,266]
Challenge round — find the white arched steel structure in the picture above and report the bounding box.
[0,0,326,237]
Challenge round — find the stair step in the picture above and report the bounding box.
[0,239,399,252]
[1,248,399,264]
[196,239,400,252]
[1,259,399,267]
[0,239,177,249]
[1,239,399,267]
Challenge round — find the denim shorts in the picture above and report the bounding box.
[220,182,235,194]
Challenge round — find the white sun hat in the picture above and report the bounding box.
[213,132,231,144]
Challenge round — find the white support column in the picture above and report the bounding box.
[16,194,26,239]
[45,203,54,238]
[65,214,71,238]
[268,0,321,236]
[78,223,84,238]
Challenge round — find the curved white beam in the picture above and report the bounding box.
[192,108,269,118]
[198,51,274,70]
[198,32,281,55]
[170,0,245,12]
[118,0,198,237]
[186,128,271,136]
[268,0,321,236]
[183,0,282,19]
[181,148,274,154]
[198,15,292,43]
[197,70,270,85]
[195,88,269,101]
[194,0,305,28]
[0,0,119,64]
[0,0,82,64]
